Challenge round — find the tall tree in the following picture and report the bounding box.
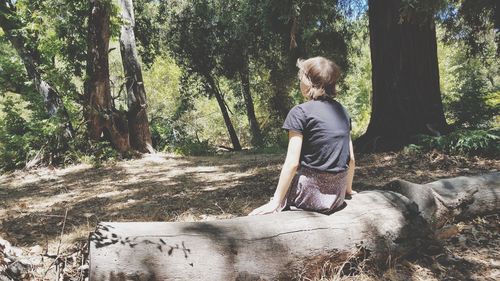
[85,0,130,152]
[238,58,264,147]
[256,0,351,122]
[218,0,264,147]
[0,0,74,138]
[119,0,154,153]
[166,0,242,151]
[356,0,448,151]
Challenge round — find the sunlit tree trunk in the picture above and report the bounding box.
[85,0,130,153]
[239,57,263,147]
[357,0,448,151]
[0,1,74,139]
[119,0,154,153]
[206,75,242,151]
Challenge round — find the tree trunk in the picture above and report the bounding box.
[239,59,263,148]
[268,68,293,122]
[0,1,74,138]
[206,75,242,151]
[119,0,154,153]
[357,0,448,152]
[89,172,499,281]
[86,0,130,153]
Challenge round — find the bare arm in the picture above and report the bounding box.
[272,131,303,203]
[249,131,303,215]
[345,138,356,195]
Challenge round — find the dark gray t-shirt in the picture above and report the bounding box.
[282,99,351,173]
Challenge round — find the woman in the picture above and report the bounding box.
[249,57,355,215]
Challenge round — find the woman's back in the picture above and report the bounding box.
[249,56,355,215]
[283,98,351,173]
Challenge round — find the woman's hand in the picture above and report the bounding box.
[249,131,302,216]
[248,199,282,216]
[345,190,357,199]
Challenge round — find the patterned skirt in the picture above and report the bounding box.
[280,166,348,214]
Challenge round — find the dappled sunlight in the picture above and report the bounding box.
[0,153,285,244]
[96,189,134,199]
[0,152,498,280]
[0,151,497,279]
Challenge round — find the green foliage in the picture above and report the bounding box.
[413,129,500,157]
[438,26,499,129]
[173,139,214,156]
[2,0,499,171]
[0,95,29,170]
[401,143,424,156]
[66,140,121,168]
[0,94,67,171]
[439,0,498,56]
[41,0,90,76]
[150,120,176,151]
[337,15,371,138]
[134,0,161,67]
[0,37,26,93]
[158,0,354,149]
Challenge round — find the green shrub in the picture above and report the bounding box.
[172,139,214,156]
[401,144,424,156]
[65,140,122,168]
[413,129,499,157]
[0,96,66,171]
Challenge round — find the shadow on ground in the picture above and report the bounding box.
[0,152,497,246]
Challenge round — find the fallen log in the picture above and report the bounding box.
[89,173,499,281]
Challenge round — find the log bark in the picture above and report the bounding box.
[89,172,499,281]
[119,0,154,153]
[85,0,130,153]
[0,1,74,138]
[357,0,448,151]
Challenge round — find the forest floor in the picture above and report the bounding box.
[0,151,499,280]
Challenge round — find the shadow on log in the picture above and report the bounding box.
[89,173,499,281]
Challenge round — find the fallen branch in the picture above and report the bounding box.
[89,173,499,280]
[43,208,68,280]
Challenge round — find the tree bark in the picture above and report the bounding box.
[357,0,448,152]
[239,59,263,148]
[206,75,242,151]
[89,172,499,281]
[119,0,154,153]
[0,1,74,138]
[268,68,293,122]
[85,0,130,153]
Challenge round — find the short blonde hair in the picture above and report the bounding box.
[296,57,341,100]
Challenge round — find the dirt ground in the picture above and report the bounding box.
[0,151,498,280]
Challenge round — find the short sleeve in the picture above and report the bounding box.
[340,104,352,131]
[282,106,306,133]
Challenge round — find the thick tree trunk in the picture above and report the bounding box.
[86,0,130,153]
[207,76,242,151]
[239,60,263,148]
[0,1,74,138]
[89,173,499,281]
[268,68,293,122]
[357,0,448,152]
[119,0,154,153]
